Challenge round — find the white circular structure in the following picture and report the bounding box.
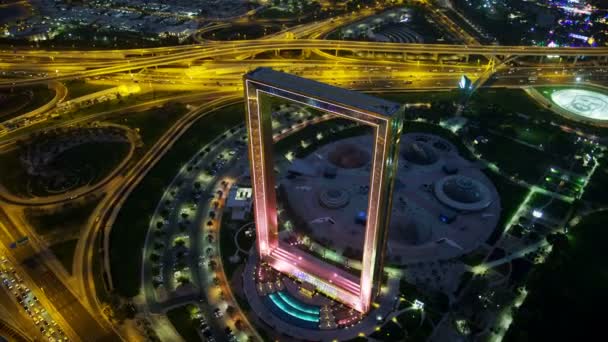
[319,188,350,209]
[551,89,608,121]
[434,175,492,212]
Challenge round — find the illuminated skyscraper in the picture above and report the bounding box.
[244,68,403,313]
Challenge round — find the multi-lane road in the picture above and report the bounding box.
[0,5,607,342]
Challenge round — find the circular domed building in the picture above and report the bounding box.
[319,188,350,209]
[401,141,438,165]
[328,143,369,169]
[434,175,492,211]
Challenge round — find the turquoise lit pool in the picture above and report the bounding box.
[265,291,321,329]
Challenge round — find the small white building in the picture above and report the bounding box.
[226,186,253,221]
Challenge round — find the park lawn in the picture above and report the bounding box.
[370,306,436,342]
[50,141,130,182]
[0,91,181,144]
[468,88,542,115]
[219,212,240,280]
[369,320,405,341]
[483,170,529,245]
[109,102,244,297]
[0,141,129,197]
[505,211,608,341]
[108,102,188,148]
[25,198,101,236]
[16,86,55,115]
[49,239,78,274]
[0,149,24,196]
[166,305,201,342]
[0,86,54,122]
[527,192,572,220]
[377,90,458,105]
[64,80,114,100]
[467,88,557,123]
[476,133,554,183]
[582,154,608,205]
[396,309,434,341]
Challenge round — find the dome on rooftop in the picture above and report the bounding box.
[328,143,369,169]
[434,175,492,211]
[402,141,438,165]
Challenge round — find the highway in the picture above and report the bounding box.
[0,5,607,341]
[0,208,118,341]
[0,40,607,88]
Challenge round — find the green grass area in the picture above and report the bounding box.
[0,86,54,121]
[219,212,241,280]
[64,80,114,100]
[370,308,434,342]
[400,279,449,314]
[396,309,434,341]
[25,197,101,236]
[109,102,244,297]
[483,170,529,245]
[467,88,553,120]
[476,133,554,183]
[369,320,404,341]
[108,102,188,148]
[527,192,572,220]
[583,155,608,205]
[0,91,181,144]
[468,87,608,139]
[0,141,129,197]
[377,90,459,105]
[49,239,78,274]
[166,305,201,342]
[505,211,608,341]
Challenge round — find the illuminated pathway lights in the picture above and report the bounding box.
[244,68,403,313]
[551,89,608,121]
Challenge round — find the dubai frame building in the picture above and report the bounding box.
[244,68,404,313]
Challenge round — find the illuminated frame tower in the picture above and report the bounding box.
[244,68,403,313]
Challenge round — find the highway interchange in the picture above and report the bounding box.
[0,4,607,342]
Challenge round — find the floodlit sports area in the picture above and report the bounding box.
[529,87,608,126]
[551,88,608,120]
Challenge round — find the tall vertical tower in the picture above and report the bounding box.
[244,68,403,313]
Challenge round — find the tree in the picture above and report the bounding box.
[226,305,237,318]
[546,233,568,250]
[149,253,160,262]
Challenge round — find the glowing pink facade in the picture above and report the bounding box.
[244,68,403,313]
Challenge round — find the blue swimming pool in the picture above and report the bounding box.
[265,291,320,329]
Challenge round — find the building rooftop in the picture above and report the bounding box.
[245,68,402,117]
